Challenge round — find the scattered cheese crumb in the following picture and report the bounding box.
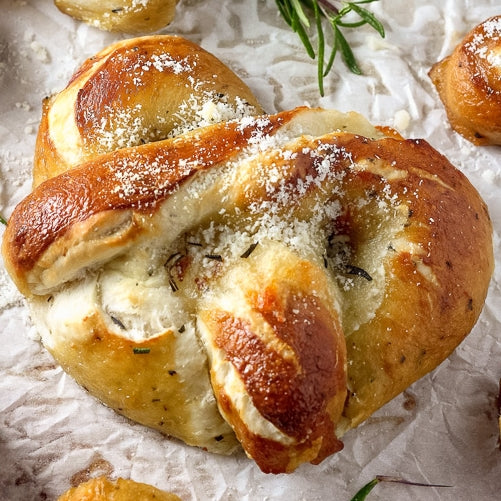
[15,101,31,111]
[482,168,499,185]
[393,109,411,131]
[29,40,50,63]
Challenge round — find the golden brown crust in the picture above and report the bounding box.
[4,111,291,295]
[44,312,238,451]
[333,137,494,428]
[198,243,346,473]
[57,476,181,501]
[2,104,493,473]
[33,35,263,186]
[429,16,501,145]
[54,0,179,33]
[220,128,494,431]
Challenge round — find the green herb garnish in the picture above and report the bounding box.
[350,475,451,501]
[276,0,385,95]
[165,252,184,293]
[168,277,179,293]
[133,347,151,354]
[345,264,372,281]
[240,242,259,258]
[110,315,126,330]
[0,214,7,225]
[204,254,223,261]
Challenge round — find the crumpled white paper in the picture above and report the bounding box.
[1,1,500,500]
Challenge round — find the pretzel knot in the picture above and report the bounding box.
[2,37,493,474]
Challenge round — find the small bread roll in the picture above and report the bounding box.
[57,477,181,501]
[54,0,179,33]
[429,16,501,145]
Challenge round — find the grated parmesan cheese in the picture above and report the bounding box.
[464,17,501,80]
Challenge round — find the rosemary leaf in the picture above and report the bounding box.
[350,475,452,501]
[276,0,290,22]
[276,0,385,95]
[334,24,362,74]
[314,0,326,95]
[349,3,385,37]
[350,477,379,501]
[291,0,311,26]
[292,7,316,57]
[323,34,338,77]
[0,214,7,225]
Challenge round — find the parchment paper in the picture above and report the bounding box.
[1,1,500,500]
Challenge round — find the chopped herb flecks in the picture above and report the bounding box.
[204,254,223,261]
[111,315,127,330]
[345,264,372,281]
[133,347,151,354]
[240,242,259,258]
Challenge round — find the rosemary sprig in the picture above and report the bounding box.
[350,475,451,501]
[0,214,7,225]
[276,0,385,96]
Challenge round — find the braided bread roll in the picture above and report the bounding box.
[2,35,493,473]
[3,105,493,472]
[429,16,501,145]
[54,0,179,33]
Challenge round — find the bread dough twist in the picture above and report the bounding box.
[2,37,494,474]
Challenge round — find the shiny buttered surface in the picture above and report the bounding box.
[54,0,179,33]
[33,36,263,187]
[429,15,501,145]
[2,37,493,473]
